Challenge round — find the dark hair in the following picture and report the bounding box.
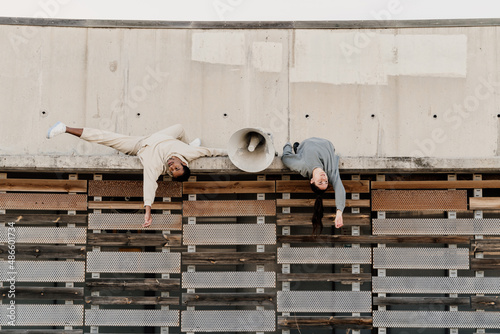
[172,165,191,182]
[310,183,327,235]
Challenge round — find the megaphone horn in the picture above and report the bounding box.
[228,128,275,173]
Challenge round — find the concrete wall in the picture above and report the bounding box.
[1,21,500,172]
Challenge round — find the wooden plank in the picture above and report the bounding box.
[472,240,500,252]
[470,197,500,210]
[183,200,276,217]
[278,316,372,329]
[372,180,500,190]
[0,214,87,225]
[88,180,182,197]
[373,297,469,306]
[0,245,86,260]
[88,201,182,210]
[276,180,370,193]
[277,235,471,244]
[277,213,370,226]
[277,273,371,283]
[0,287,83,300]
[0,193,87,211]
[471,258,500,270]
[85,296,178,305]
[86,278,180,291]
[183,181,275,194]
[471,296,500,310]
[182,293,275,306]
[0,331,82,334]
[182,252,276,265]
[372,190,467,211]
[276,198,370,208]
[0,179,87,193]
[87,233,171,247]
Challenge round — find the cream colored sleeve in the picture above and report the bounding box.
[142,164,162,206]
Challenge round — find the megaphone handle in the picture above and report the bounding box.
[247,133,261,152]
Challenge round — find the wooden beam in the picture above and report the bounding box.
[472,240,500,252]
[374,297,470,306]
[277,235,471,244]
[182,252,276,265]
[86,278,180,291]
[278,316,372,329]
[85,296,178,305]
[183,181,275,194]
[372,190,467,211]
[88,201,182,210]
[277,273,371,283]
[0,287,83,300]
[470,197,500,210]
[88,180,182,197]
[471,296,500,310]
[0,330,82,334]
[471,258,500,270]
[0,179,87,193]
[182,293,275,306]
[372,180,500,189]
[277,213,370,226]
[87,233,172,247]
[0,214,87,225]
[0,245,86,260]
[276,180,370,193]
[0,193,87,211]
[276,199,370,208]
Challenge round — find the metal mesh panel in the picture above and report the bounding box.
[0,193,87,210]
[372,190,467,211]
[181,310,276,332]
[88,180,182,197]
[85,309,179,326]
[373,218,500,235]
[373,277,500,294]
[277,291,372,312]
[0,227,86,244]
[277,247,372,264]
[183,200,276,217]
[0,261,85,282]
[373,311,500,328]
[86,251,180,273]
[373,248,469,269]
[183,224,276,245]
[0,304,83,326]
[182,271,276,288]
[89,213,182,230]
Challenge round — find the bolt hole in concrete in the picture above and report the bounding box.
[223,113,228,118]
[41,110,47,117]
[136,113,141,117]
[371,114,375,118]
[433,114,438,118]
[497,114,500,118]
[305,114,310,119]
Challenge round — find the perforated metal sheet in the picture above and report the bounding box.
[86,251,180,273]
[183,200,276,217]
[181,310,276,332]
[182,271,276,288]
[277,247,372,264]
[373,248,469,269]
[372,190,467,211]
[373,218,500,235]
[89,180,182,197]
[0,227,86,244]
[0,261,85,282]
[0,304,83,326]
[373,277,500,294]
[277,291,372,312]
[89,213,182,230]
[183,224,276,245]
[85,309,179,326]
[0,193,87,210]
[373,311,500,328]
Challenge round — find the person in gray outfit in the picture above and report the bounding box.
[281,137,346,234]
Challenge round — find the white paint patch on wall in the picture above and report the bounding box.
[290,30,467,85]
[251,42,283,72]
[191,31,246,65]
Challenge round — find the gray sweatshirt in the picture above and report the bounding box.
[281,137,346,212]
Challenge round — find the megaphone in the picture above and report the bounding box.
[228,128,275,173]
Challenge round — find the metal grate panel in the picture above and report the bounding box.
[0,304,83,326]
[373,247,469,269]
[88,180,182,197]
[0,193,87,211]
[373,277,500,293]
[0,227,86,244]
[277,291,372,312]
[373,218,500,235]
[183,200,276,217]
[0,261,85,282]
[85,309,179,326]
[182,271,276,288]
[89,213,182,230]
[277,247,371,264]
[183,224,276,245]
[372,190,467,211]
[86,251,180,273]
[373,311,500,328]
[181,310,276,332]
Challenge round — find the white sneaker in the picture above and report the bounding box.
[189,138,201,147]
[46,121,67,139]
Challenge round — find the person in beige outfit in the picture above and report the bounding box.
[47,122,227,227]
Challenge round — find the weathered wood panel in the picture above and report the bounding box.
[471,296,500,310]
[470,197,500,210]
[276,198,370,208]
[86,278,180,291]
[0,179,87,193]
[276,180,370,193]
[373,297,470,306]
[182,252,276,265]
[0,287,83,300]
[0,245,86,260]
[85,296,178,305]
[0,214,87,225]
[471,258,500,270]
[0,193,87,211]
[87,233,171,247]
[276,213,370,226]
[277,273,371,283]
[278,316,372,329]
[182,293,275,306]
[372,190,467,211]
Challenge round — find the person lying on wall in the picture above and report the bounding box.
[47,122,227,227]
[281,137,346,234]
